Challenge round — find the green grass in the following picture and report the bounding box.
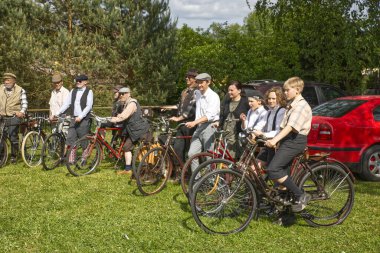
[0,160,379,252]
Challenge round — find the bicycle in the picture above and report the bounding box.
[135,117,194,195]
[190,135,355,234]
[21,116,49,167]
[65,113,157,176]
[41,115,70,170]
[180,129,236,197]
[0,115,31,167]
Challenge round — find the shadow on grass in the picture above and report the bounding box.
[172,192,191,213]
[354,179,380,196]
[180,215,200,233]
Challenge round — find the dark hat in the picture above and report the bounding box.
[113,85,124,92]
[75,74,88,82]
[195,73,212,81]
[3,72,16,80]
[52,73,62,83]
[186,69,198,77]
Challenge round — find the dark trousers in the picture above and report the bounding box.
[4,117,21,159]
[173,124,195,164]
[266,133,307,180]
[66,118,91,146]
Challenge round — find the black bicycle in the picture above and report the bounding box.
[190,135,355,234]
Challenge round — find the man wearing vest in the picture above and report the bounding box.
[110,87,151,175]
[55,74,93,147]
[0,72,28,163]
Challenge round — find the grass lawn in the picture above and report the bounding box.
[0,160,379,252]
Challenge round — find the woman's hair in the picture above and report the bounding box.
[227,80,246,97]
[265,86,287,107]
[284,76,304,93]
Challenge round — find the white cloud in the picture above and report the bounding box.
[169,0,254,29]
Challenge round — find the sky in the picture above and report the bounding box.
[168,0,254,29]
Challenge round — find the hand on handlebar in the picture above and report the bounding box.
[15,112,25,118]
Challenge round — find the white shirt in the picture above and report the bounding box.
[263,106,286,138]
[58,88,94,120]
[194,88,220,122]
[243,106,267,131]
[49,86,70,116]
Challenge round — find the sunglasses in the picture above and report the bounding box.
[185,75,195,79]
[119,93,129,96]
[76,80,85,83]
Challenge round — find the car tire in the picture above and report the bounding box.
[361,145,380,181]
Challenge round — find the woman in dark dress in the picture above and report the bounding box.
[217,81,250,159]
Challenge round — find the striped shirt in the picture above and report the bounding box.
[20,88,28,114]
[280,95,312,135]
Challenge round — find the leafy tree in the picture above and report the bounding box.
[0,0,178,108]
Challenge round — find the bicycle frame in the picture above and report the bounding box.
[94,126,126,160]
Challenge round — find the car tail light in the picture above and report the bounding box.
[318,123,332,140]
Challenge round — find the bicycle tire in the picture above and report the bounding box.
[42,133,65,170]
[21,131,45,167]
[135,146,172,196]
[181,152,214,196]
[0,138,9,168]
[191,169,258,235]
[66,135,102,176]
[132,140,159,175]
[298,163,355,227]
[188,158,233,198]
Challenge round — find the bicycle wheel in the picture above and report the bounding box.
[42,133,65,170]
[21,131,45,167]
[188,158,233,198]
[298,163,355,227]
[191,169,258,235]
[135,146,172,196]
[132,140,159,174]
[181,152,214,196]
[0,138,9,168]
[66,135,102,176]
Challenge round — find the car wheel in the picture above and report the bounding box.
[361,145,380,181]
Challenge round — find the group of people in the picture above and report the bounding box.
[165,70,313,216]
[0,69,312,217]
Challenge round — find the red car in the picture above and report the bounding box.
[307,95,380,181]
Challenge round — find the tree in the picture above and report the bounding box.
[0,0,178,107]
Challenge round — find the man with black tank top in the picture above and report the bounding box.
[54,74,94,147]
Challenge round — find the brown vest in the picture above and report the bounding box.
[0,84,22,116]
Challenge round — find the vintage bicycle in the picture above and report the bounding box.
[190,135,355,234]
[41,115,70,170]
[21,116,49,167]
[65,113,156,176]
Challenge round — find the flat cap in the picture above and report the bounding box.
[195,73,212,81]
[52,73,62,83]
[119,87,130,93]
[3,73,16,80]
[75,74,88,82]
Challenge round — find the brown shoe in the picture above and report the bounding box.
[117,170,133,175]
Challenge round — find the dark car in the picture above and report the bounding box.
[242,80,347,108]
[307,96,380,181]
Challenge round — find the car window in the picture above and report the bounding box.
[302,87,318,107]
[313,99,366,117]
[322,86,346,101]
[373,106,380,121]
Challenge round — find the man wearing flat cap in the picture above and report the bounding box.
[110,87,151,175]
[168,68,198,171]
[185,73,220,172]
[49,72,69,118]
[54,74,93,147]
[0,72,28,163]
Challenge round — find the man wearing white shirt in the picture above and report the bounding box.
[185,73,220,171]
[54,74,93,146]
[49,73,70,117]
